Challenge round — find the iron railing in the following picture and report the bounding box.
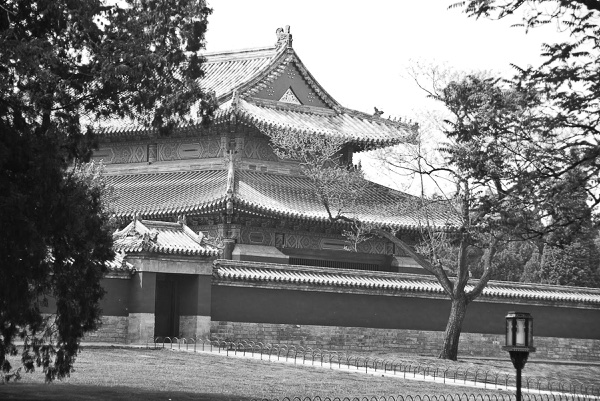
[147,337,600,399]
[248,394,595,401]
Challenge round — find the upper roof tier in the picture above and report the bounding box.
[97,26,417,149]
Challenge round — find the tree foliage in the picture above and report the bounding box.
[539,238,600,286]
[0,0,213,381]
[373,53,599,358]
[452,0,600,288]
[266,128,369,223]
[455,0,600,223]
[536,172,600,286]
[400,74,541,360]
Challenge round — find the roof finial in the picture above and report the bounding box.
[275,25,292,49]
[373,107,384,118]
[231,89,240,110]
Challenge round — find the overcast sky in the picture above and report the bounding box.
[203,1,567,193]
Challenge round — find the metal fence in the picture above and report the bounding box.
[248,395,595,401]
[147,337,600,399]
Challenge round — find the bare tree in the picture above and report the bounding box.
[264,59,596,359]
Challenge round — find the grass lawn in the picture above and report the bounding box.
[1,347,518,401]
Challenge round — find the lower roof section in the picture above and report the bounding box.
[106,168,456,229]
[107,170,228,218]
[212,259,600,307]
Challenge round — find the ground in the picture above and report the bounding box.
[0,346,598,400]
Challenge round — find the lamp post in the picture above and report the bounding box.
[502,312,536,401]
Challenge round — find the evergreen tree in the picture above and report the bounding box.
[539,239,600,287]
[521,250,543,283]
[456,0,600,223]
[0,0,213,382]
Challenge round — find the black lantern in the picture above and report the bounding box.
[502,312,535,401]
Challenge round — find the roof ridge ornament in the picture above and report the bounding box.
[279,87,301,105]
[275,26,293,49]
[231,89,240,111]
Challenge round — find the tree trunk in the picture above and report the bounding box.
[439,294,469,360]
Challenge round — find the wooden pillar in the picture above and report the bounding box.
[223,238,235,260]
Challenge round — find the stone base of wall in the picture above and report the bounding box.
[179,315,211,339]
[83,316,128,343]
[210,321,600,362]
[127,313,155,344]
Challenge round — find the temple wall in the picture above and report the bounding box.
[83,265,600,361]
[210,285,600,340]
[209,321,600,362]
[100,277,130,316]
[84,316,129,343]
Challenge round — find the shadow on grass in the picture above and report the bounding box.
[0,383,253,401]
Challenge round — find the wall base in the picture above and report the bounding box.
[210,321,600,362]
[179,315,211,339]
[84,316,128,343]
[127,313,155,344]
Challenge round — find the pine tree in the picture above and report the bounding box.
[0,0,213,382]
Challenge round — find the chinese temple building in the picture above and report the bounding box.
[95,26,434,272]
[87,27,600,361]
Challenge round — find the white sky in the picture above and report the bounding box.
[203,1,568,193]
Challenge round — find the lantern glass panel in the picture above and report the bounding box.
[516,318,526,346]
[528,319,534,347]
[506,318,513,346]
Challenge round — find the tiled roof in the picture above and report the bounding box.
[201,47,280,100]
[95,36,417,147]
[106,170,228,218]
[235,99,414,147]
[106,251,135,273]
[113,219,219,256]
[213,260,600,305]
[46,252,134,274]
[105,169,457,229]
[237,170,457,228]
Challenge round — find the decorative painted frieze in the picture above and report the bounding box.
[157,138,224,161]
[158,142,179,161]
[92,144,146,164]
[238,224,399,255]
[147,143,157,163]
[243,139,278,161]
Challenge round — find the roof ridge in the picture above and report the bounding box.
[214,259,437,280]
[214,258,600,295]
[141,220,183,229]
[239,50,341,111]
[203,46,279,61]
[245,97,337,116]
[340,106,420,134]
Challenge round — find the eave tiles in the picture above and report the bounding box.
[106,170,228,218]
[113,219,219,256]
[106,251,135,273]
[213,260,600,305]
[236,170,457,229]
[201,47,280,99]
[104,168,456,229]
[237,99,415,147]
